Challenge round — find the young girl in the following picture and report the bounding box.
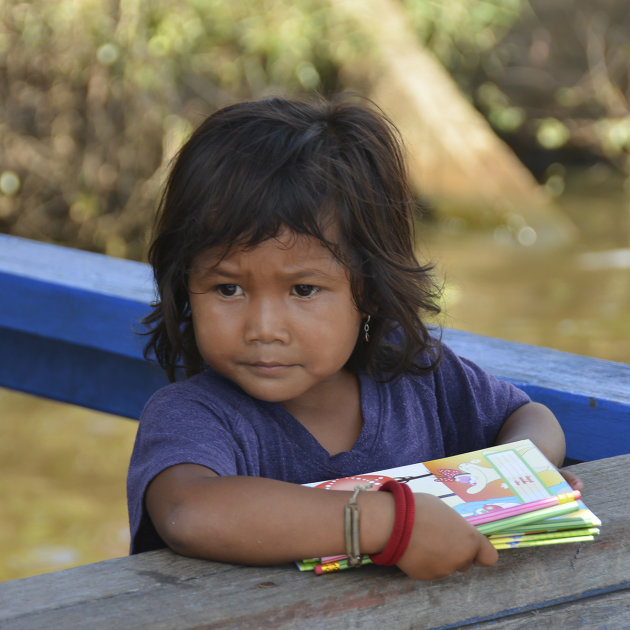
[127,95,579,580]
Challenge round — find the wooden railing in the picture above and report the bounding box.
[1,233,629,462]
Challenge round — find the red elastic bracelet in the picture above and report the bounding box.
[369,480,415,566]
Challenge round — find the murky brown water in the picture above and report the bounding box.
[426,229,630,363]
[2,170,629,582]
[1,391,136,581]
[425,171,630,363]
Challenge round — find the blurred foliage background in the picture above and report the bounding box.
[1,0,630,581]
[2,0,630,258]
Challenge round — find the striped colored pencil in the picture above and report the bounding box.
[491,534,596,550]
[465,490,581,527]
[474,501,580,536]
[489,527,600,547]
[315,556,373,575]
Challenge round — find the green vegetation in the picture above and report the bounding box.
[2,0,629,258]
[1,0,363,259]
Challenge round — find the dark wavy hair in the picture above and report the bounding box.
[143,95,442,382]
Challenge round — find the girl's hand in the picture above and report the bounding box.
[396,493,498,580]
[561,469,584,492]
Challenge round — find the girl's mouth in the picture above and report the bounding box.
[246,361,295,374]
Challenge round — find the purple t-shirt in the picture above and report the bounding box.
[127,343,529,553]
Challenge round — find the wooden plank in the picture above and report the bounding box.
[465,589,630,629]
[0,234,167,417]
[1,455,628,630]
[0,234,154,302]
[0,234,153,357]
[0,327,167,419]
[442,328,630,460]
[442,328,630,406]
[516,385,630,462]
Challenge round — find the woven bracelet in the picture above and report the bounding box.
[369,480,415,566]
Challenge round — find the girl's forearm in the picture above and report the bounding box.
[146,464,499,579]
[146,465,395,565]
[494,401,566,467]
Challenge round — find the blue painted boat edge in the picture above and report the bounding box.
[1,235,628,458]
[516,382,630,461]
[443,327,630,406]
[0,270,150,358]
[0,327,168,419]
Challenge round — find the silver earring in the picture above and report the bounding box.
[363,315,371,342]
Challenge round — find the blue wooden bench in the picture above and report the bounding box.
[1,233,629,462]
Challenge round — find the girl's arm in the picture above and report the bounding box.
[494,401,583,490]
[146,464,497,579]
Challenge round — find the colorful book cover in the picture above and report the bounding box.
[298,439,600,572]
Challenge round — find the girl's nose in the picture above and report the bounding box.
[243,298,290,344]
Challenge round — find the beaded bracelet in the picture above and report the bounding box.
[369,480,415,566]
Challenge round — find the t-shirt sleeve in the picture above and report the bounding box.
[126,385,246,554]
[433,343,531,455]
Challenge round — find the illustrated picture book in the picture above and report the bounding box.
[299,439,601,573]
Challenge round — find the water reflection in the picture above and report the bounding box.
[426,230,630,363]
[0,390,136,582]
[424,174,630,364]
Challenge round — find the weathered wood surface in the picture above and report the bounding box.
[464,589,630,629]
[1,455,628,630]
[2,234,629,461]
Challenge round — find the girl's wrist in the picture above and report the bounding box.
[357,490,396,556]
[369,481,415,565]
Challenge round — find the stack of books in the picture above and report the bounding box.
[298,439,601,574]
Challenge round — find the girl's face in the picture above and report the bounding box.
[188,228,362,410]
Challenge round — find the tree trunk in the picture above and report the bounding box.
[332,0,575,243]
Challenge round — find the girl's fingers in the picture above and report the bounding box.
[561,469,584,491]
[474,536,499,567]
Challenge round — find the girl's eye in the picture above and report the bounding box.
[216,284,242,297]
[292,284,320,298]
